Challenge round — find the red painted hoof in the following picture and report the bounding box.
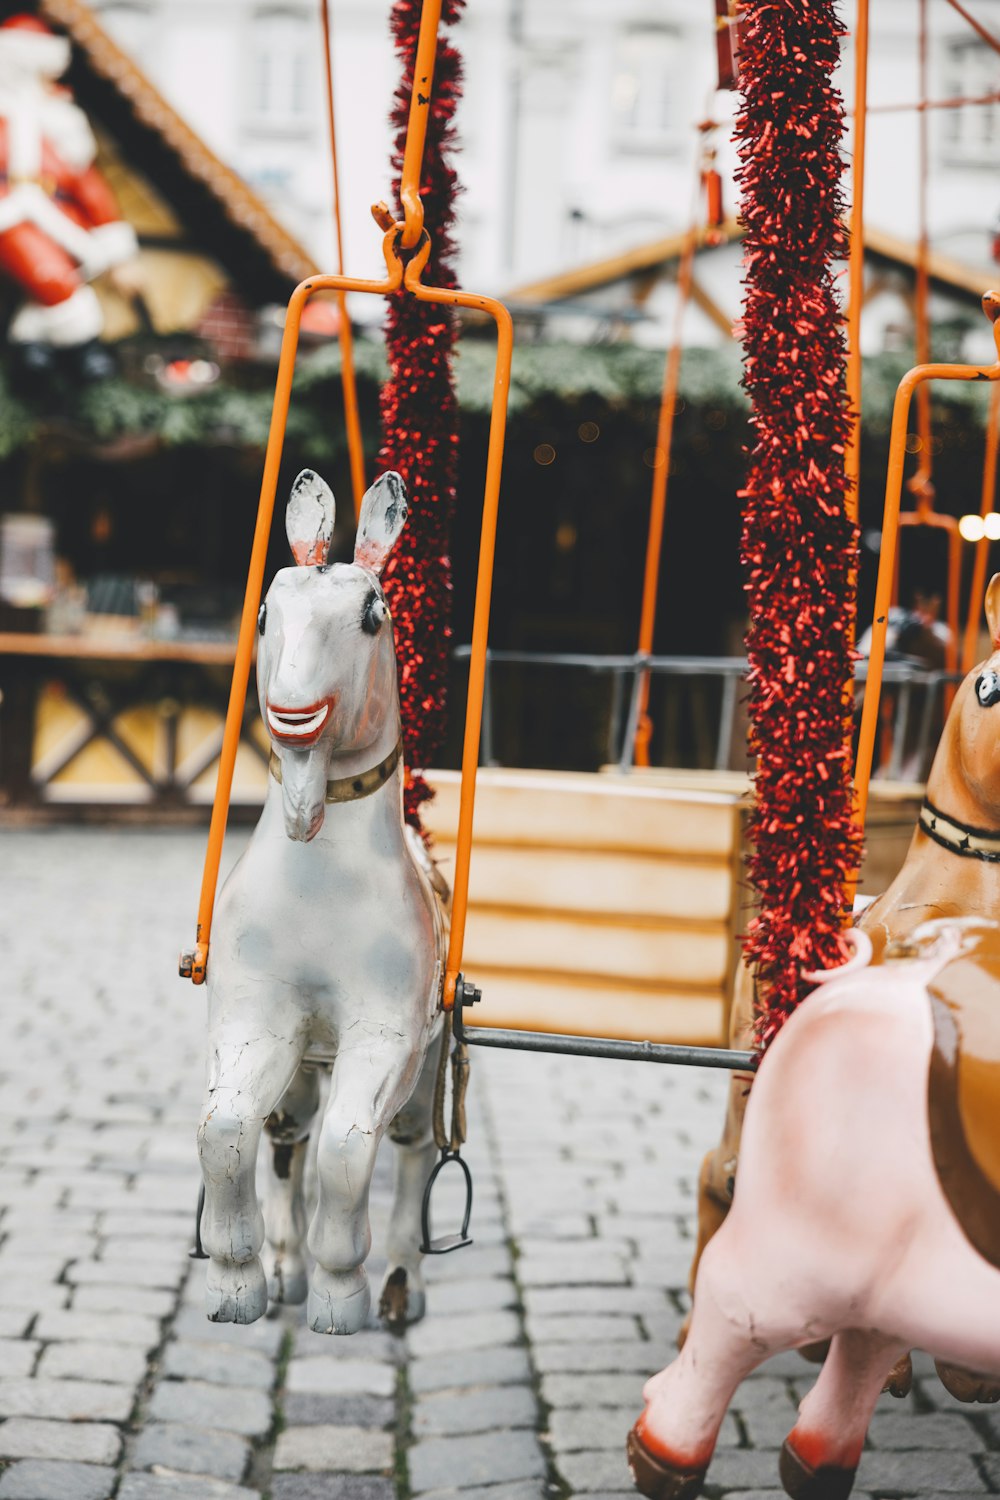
[626,1426,706,1500]
[780,1439,856,1500]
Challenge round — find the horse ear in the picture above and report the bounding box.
[354,471,408,576]
[287,469,335,566]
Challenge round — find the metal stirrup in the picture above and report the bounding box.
[420,976,478,1254]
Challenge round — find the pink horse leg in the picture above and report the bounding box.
[781,1330,905,1500]
[629,1234,800,1497]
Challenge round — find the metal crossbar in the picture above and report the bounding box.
[450,979,756,1072]
[452,645,962,778]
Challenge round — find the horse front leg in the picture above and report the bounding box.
[307,1031,423,1336]
[261,1062,322,1306]
[381,1020,446,1330]
[197,1016,305,1324]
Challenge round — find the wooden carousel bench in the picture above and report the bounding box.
[424,767,923,1047]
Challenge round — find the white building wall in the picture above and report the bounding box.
[91,0,1000,342]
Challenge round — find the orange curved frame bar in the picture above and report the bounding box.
[320,0,366,519]
[852,293,1000,855]
[962,379,1000,674]
[186,223,513,1016]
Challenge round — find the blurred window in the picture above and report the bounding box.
[249,8,312,129]
[611,26,678,150]
[943,39,1000,165]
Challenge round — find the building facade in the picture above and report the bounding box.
[90,0,1000,344]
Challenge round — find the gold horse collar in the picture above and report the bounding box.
[269,739,403,803]
[920,797,1000,863]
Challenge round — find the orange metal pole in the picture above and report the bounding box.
[862,89,1000,116]
[185,229,512,996]
[399,241,514,1009]
[320,0,366,519]
[399,0,444,248]
[852,294,1000,855]
[839,0,868,917]
[187,4,507,996]
[908,0,934,513]
[187,239,404,984]
[962,379,1000,673]
[942,0,1000,59]
[632,219,699,767]
[844,0,868,523]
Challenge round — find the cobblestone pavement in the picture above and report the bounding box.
[0,827,995,1500]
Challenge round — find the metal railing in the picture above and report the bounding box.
[452,646,963,780]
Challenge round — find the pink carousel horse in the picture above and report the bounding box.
[629,919,1000,1500]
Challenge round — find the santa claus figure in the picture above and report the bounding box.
[0,13,138,384]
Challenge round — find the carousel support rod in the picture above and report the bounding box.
[852,293,1000,850]
[942,0,1000,59]
[393,239,514,1010]
[320,0,366,519]
[458,1026,757,1072]
[184,241,405,985]
[399,0,444,249]
[844,0,868,524]
[632,136,708,768]
[908,0,934,516]
[962,379,1000,674]
[843,0,868,914]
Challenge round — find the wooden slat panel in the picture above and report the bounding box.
[466,972,725,1046]
[425,769,742,858]
[462,909,731,988]
[432,840,735,923]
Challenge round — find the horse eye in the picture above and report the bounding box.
[976,670,1000,707]
[257,603,267,636]
[362,593,387,635]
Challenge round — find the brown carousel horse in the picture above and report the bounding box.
[688,572,1000,1404]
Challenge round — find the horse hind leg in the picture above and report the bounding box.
[197,1023,304,1325]
[260,1063,322,1306]
[631,1232,787,1498]
[381,1022,445,1331]
[781,1330,906,1500]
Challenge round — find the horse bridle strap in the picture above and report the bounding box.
[920,797,1000,863]
[269,738,403,803]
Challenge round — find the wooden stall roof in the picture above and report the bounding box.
[508,220,994,309]
[3,0,317,305]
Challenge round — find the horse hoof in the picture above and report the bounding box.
[379,1265,426,1332]
[626,1426,705,1499]
[780,1439,856,1500]
[266,1254,308,1306]
[935,1359,1000,1403]
[308,1266,371,1335]
[205,1256,268,1324]
[882,1352,913,1398]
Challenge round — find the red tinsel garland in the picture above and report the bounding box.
[378,0,465,833]
[736,0,861,1047]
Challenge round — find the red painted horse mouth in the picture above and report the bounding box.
[266,697,335,746]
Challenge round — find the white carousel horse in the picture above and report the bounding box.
[629,920,1000,1500]
[196,468,447,1335]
